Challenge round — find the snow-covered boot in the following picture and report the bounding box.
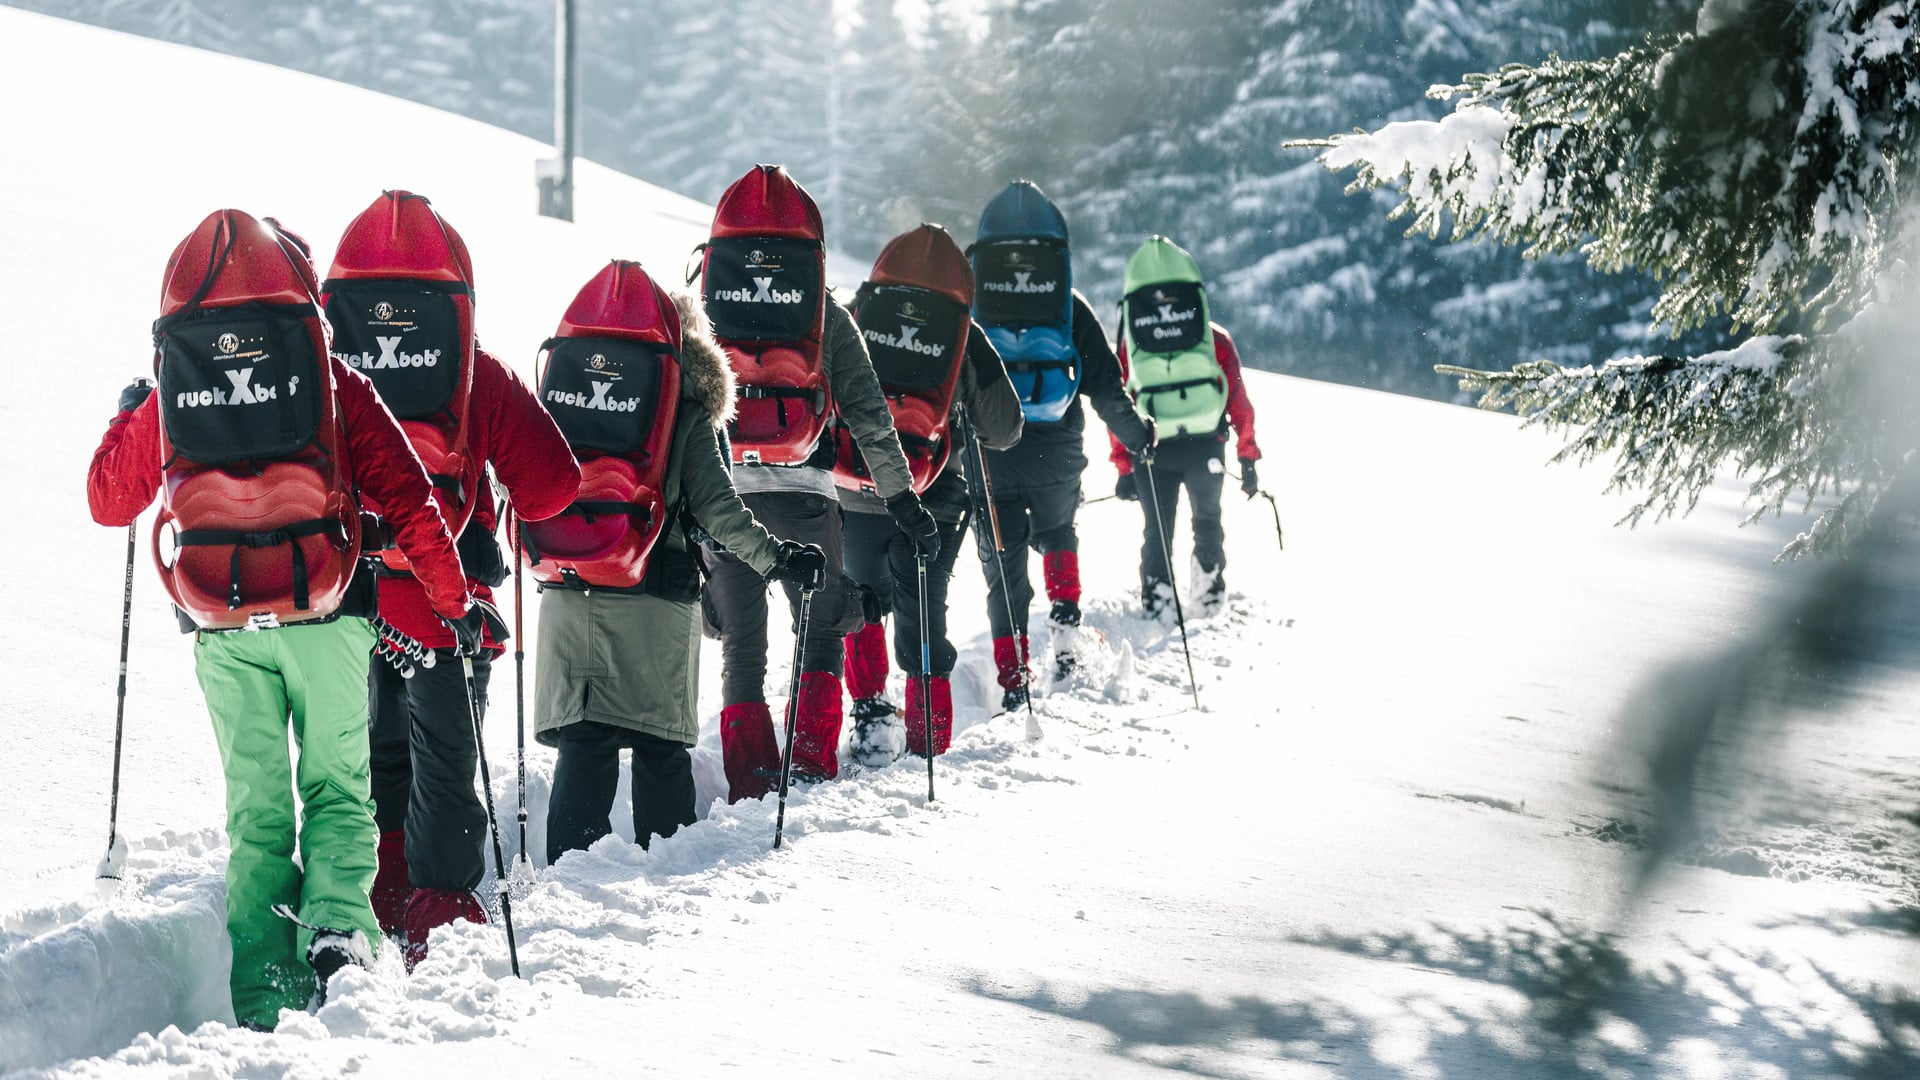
[842,621,890,700]
[1048,599,1083,681]
[1191,558,1225,618]
[788,672,844,782]
[403,887,487,972]
[850,695,903,767]
[1042,550,1081,606]
[1142,578,1173,623]
[306,927,372,1006]
[721,702,781,803]
[370,829,409,936]
[904,675,954,757]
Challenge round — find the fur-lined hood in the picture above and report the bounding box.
[670,288,735,427]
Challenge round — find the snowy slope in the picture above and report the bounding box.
[3,8,1918,1079]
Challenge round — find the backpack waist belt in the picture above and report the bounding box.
[1140,376,1224,411]
[561,500,657,526]
[176,516,342,612]
[739,385,828,427]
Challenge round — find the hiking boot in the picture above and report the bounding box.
[850,697,903,767]
[1048,599,1081,627]
[1048,600,1084,682]
[1192,561,1226,618]
[307,928,369,1005]
[1142,579,1173,622]
[1000,684,1030,714]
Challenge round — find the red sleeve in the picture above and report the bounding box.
[1109,338,1135,477]
[1216,326,1260,462]
[334,359,469,620]
[87,396,162,526]
[475,349,580,523]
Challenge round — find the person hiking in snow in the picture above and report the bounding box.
[530,267,823,858]
[838,226,1024,763]
[694,165,934,797]
[86,210,490,1030]
[323,191,582,967]
[1109,236,1261,619]
[968,181,1155,710]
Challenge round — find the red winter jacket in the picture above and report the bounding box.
[88,357,474,621]
[1110,322,1261,477]
[373,347,580,652]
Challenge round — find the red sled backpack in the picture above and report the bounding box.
[832,224,973,495]
[150,209,362,630]
[322,191,476,573]
[513,260,683,590]
[692,164,828,465]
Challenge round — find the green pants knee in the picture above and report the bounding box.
[193,616,381,1028]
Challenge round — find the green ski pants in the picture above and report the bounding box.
[192,616,381,1029]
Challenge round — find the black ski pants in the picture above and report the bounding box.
[368,649,492,892]
[545,721,695,862]
[842,510,969,677]
[974,480,1079,639]
[703,489,861,706]
[1139,437,1226,594]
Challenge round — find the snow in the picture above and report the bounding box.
[4,8,1919,1078]
[1318,105,1515,221]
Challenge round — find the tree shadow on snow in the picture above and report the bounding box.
[969,911,1919,1079]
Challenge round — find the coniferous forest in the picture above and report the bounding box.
[17,0,1721,398]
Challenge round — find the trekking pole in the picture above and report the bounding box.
[772,584,818,850]
[97,521,137,882]
[511,514,529,876]
[1259,490,1284,551]
[458,656,520,977]
[1081,494,1121,508]
[1140,457,1201,710]
[1231,466,1285,552]
[916,552,936,803]
[966,423,1042,742]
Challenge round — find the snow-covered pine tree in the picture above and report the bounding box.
[1303,0,1920,555]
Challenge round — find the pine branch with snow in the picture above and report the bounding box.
[1300,0,1920,556]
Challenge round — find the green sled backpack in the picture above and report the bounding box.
[1121,236,1225,439]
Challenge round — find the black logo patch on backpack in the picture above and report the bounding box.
[323,280,464,420]
[702,237,822,342]
[1125,281,1207,353]
[972,242,1068,326]
[859,287,969,393]
[540,337,666,455]
[157,303,323,465]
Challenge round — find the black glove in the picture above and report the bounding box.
[118,378,154,415]
[441,598,509,657]
[1115,473,1138,502]
[769,541,827,590]
[885,491,942,561]
[1239,458,1259,499]
[456,520,509,588]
